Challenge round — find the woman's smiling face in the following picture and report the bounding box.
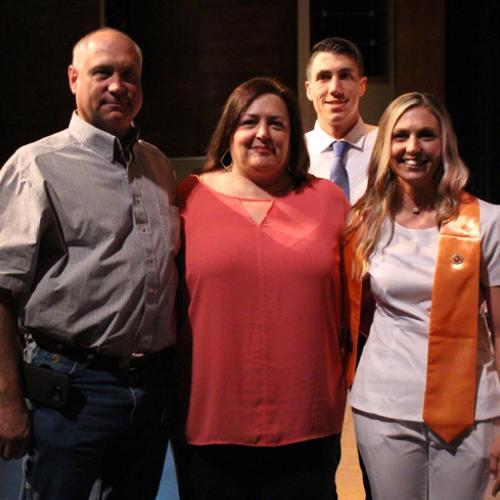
[230,93,290,185]
[389,106,442,190]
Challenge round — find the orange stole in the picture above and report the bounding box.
[423,193,480,443]
[343,234,362,389]
[344,193,480,444]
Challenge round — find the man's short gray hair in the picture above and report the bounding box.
[71,27,143,70]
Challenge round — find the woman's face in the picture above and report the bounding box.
[389,106,442,190]
[230,93,291,184]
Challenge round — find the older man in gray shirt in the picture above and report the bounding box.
[0,28,178,500]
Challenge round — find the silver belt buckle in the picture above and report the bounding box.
[119,352,145,370]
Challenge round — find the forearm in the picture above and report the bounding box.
[488,286,500,375]
[0,288,30,459]
[487,286,500,495]
[0,289,24,407]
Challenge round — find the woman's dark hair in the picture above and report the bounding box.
[204,77,309,187]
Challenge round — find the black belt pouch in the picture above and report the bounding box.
[22,362,69,409]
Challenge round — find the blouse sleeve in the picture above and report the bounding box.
[480,199,500,287]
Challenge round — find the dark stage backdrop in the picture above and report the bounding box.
[0,1,498,203]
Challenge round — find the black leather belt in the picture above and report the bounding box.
[31,334,173,371]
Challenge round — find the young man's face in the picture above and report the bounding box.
[305,52,367,138]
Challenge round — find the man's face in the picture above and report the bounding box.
[305,52,367,138]
[68,32,143,138]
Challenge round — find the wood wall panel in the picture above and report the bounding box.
[126,2,203,158]
[129,0,297,158]
[394,0,445,101]
[198,2,297,157]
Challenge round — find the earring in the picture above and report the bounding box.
[220,149,232,171]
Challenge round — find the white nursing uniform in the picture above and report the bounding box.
[350,199,500,500]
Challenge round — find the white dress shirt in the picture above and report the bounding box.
[305,118,377,204]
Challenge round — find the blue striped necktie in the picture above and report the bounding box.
[330,141,349,200]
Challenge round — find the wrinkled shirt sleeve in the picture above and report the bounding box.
[0,154,49,294]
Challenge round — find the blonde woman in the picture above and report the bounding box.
[344,92,500,499]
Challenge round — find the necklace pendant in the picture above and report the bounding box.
[412,206,420,215]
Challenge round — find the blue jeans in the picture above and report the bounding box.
[22,346,173,500]
[155,446,180,500]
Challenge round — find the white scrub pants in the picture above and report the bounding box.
[353,410,499,500]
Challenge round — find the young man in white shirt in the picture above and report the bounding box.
[305,37,377,205]
[305,37,375,500]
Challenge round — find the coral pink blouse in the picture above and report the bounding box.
[177,175,349,446]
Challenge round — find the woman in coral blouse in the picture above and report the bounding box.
[344,92,500,499]
[174,77,349,499]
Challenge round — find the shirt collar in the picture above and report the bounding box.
[68,112,139,164]
[114,125,140,166]
[310,117,370,153]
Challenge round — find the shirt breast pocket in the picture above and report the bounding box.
[159,203,180,254]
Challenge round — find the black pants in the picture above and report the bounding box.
[174,435,341,500]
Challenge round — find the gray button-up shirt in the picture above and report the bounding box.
[0,113,179,355]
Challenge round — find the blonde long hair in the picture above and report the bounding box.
[345,92,469,279]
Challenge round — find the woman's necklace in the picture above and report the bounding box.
[402,201,434,215]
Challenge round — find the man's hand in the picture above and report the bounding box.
[490,436,500,497]
[0,401,30,460]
